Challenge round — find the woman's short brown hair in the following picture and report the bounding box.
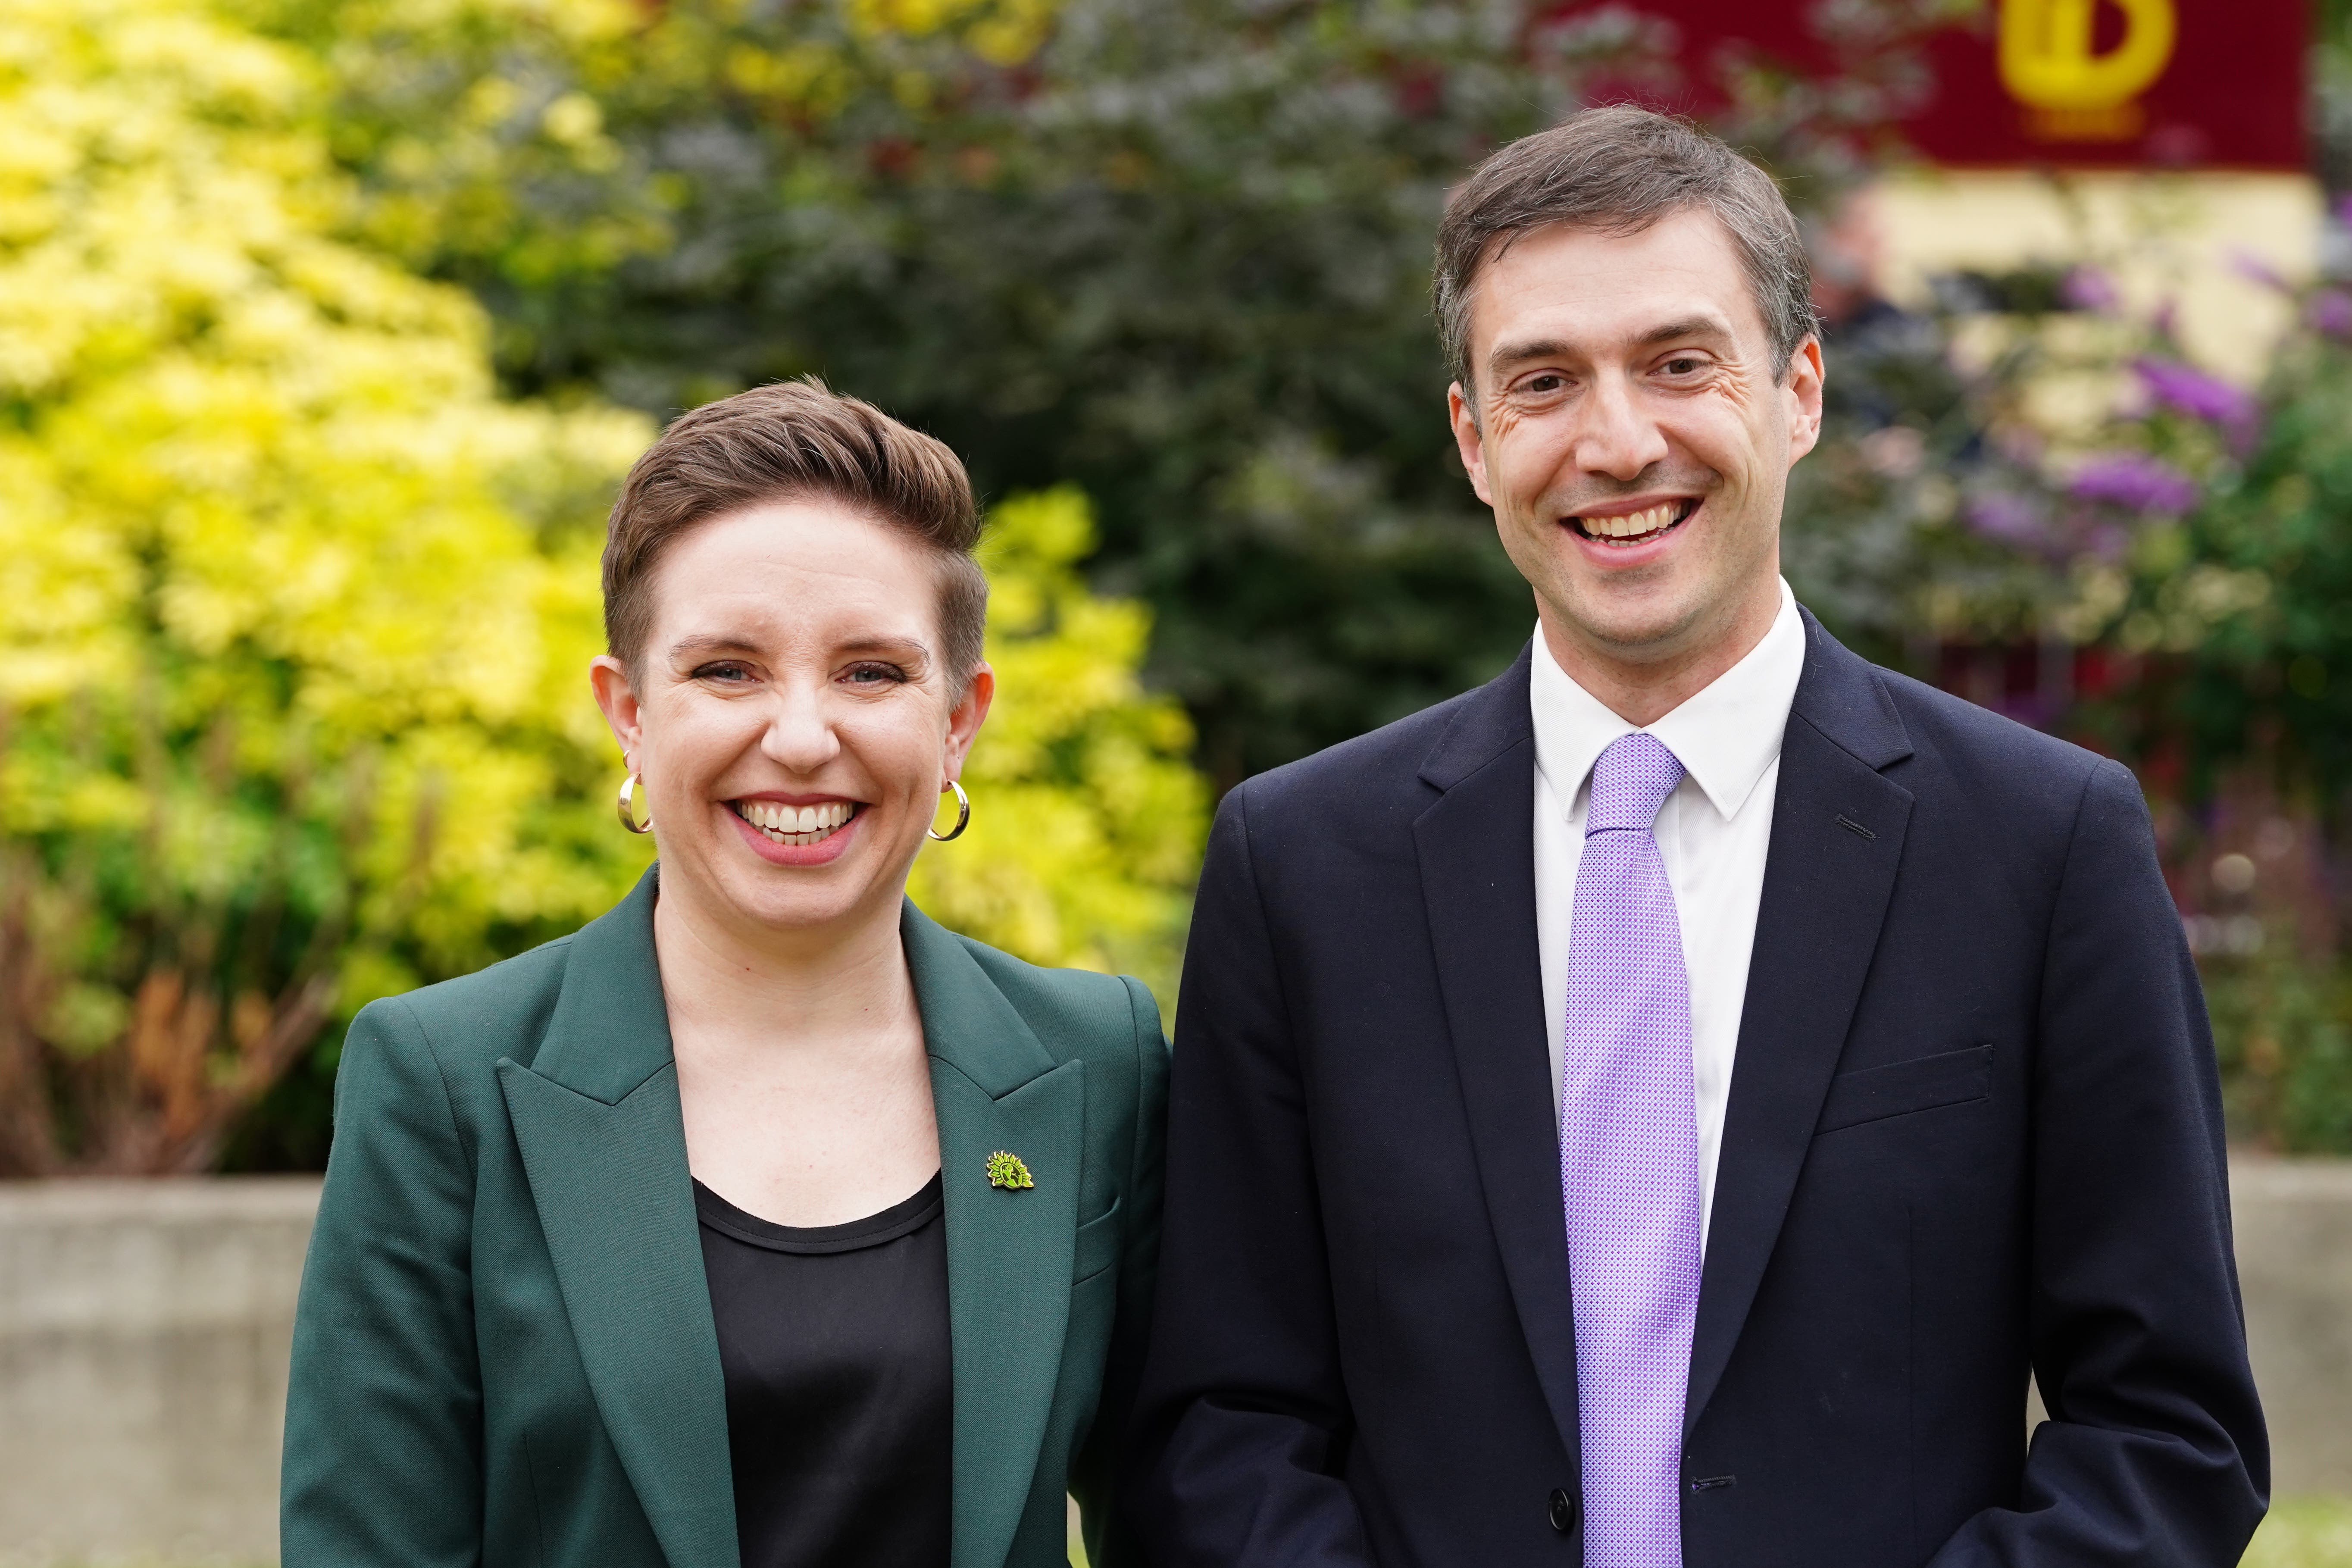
[602,378,988,684]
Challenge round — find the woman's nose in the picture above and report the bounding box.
[760,685,841,772]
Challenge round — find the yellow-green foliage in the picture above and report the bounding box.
[0,0,657,1026]
[0,0,1202,1163]
[912,488,1207,1003]
[247,0,1063,290]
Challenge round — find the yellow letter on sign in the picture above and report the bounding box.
[1999,0,2175,111]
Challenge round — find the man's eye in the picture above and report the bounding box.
[1663,356,1705,376]
[1524,374,1567,394]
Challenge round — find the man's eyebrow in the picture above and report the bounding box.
[1487,337,1575,374]
[1634,314,1733,347]
[1485,316,1736,376]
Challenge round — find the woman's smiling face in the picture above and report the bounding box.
[592,498,991,942]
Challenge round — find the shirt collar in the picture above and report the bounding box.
[1530,577,1805,825]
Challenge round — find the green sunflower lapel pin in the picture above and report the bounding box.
[985,1150,1034,1190]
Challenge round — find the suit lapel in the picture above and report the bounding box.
[1685,614,1914,1434]
[498,867,739,1568]
[904,904,1084,1568]
[1414,650,1586,1468]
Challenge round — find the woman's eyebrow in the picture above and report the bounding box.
[838,635,930,659]
[666,633,934,663]
[667,634,762,661]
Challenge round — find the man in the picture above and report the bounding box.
[1130,107,2264,1567]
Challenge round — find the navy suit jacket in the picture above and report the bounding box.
[1131,611,2265,1567]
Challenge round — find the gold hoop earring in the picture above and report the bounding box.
[928,779,970,842]
[616,770,653,835]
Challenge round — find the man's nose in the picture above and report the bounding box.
[1570,372,1670,482]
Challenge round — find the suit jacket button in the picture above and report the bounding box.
[1547,1488,1577,1533]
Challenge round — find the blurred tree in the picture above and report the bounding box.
[1858,254,2352,1151]
[0,0,1206,1171]
[1784,252,2158,670]
[2311,0,2352,217]
[256,0,1967,790]
[259,0,2349,1155]
[2202,923,2352,1154]
[910,487,1207,1007]
[2133,307,2352,803]
[0,0,657,1173]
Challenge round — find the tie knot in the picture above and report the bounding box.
[1586,732,1684,836]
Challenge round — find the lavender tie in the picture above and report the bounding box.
[1560,732,1701,1567]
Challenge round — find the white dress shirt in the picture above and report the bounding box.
[1533,578,1805,1252]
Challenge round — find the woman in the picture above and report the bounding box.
[281,381,1167,1568]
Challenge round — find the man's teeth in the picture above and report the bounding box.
[1577,501,1684,541]
[735,799,856,845]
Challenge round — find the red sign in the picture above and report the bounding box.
[1588,0,2305,171]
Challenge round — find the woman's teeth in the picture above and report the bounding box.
[734,799,856,846]
[1576,501,1687,544]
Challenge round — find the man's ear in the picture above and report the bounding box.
[1784,336,1826,464]
[590,655,645,765]
[1448,382,1495,506]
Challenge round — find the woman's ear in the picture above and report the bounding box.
[590,655,646,765]
[942,664,996,783]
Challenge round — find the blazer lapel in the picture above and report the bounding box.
[1685,614,1915,1434]
[498,867,739,1568]
[904,904,1085,1568]
[1414,649,1586,1470]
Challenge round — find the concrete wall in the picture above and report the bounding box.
[0,1179,317,1566]
[2235,1158,2352,1496]
[0,1163,2345,1564]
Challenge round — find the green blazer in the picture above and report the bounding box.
[281,868,1167,1568]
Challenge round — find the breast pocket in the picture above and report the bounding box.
[1073,1198,1123,1285]
[1815,1045,1994,1135]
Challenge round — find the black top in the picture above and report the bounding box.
[694,1173,953,1568]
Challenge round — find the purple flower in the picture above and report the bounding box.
[1963,491,2050,545]
[2134,358,2258,429]
[2068,452,2201,515]
[2230,249,2293,293]
[2060,265,2121,313]
[2309,290,2352,340]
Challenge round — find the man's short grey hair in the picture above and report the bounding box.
[1433,106,1818,394]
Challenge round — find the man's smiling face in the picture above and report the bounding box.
[1449,207,1823,674]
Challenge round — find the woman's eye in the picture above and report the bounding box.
[841,663,907,686]
[694,662,754,683]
